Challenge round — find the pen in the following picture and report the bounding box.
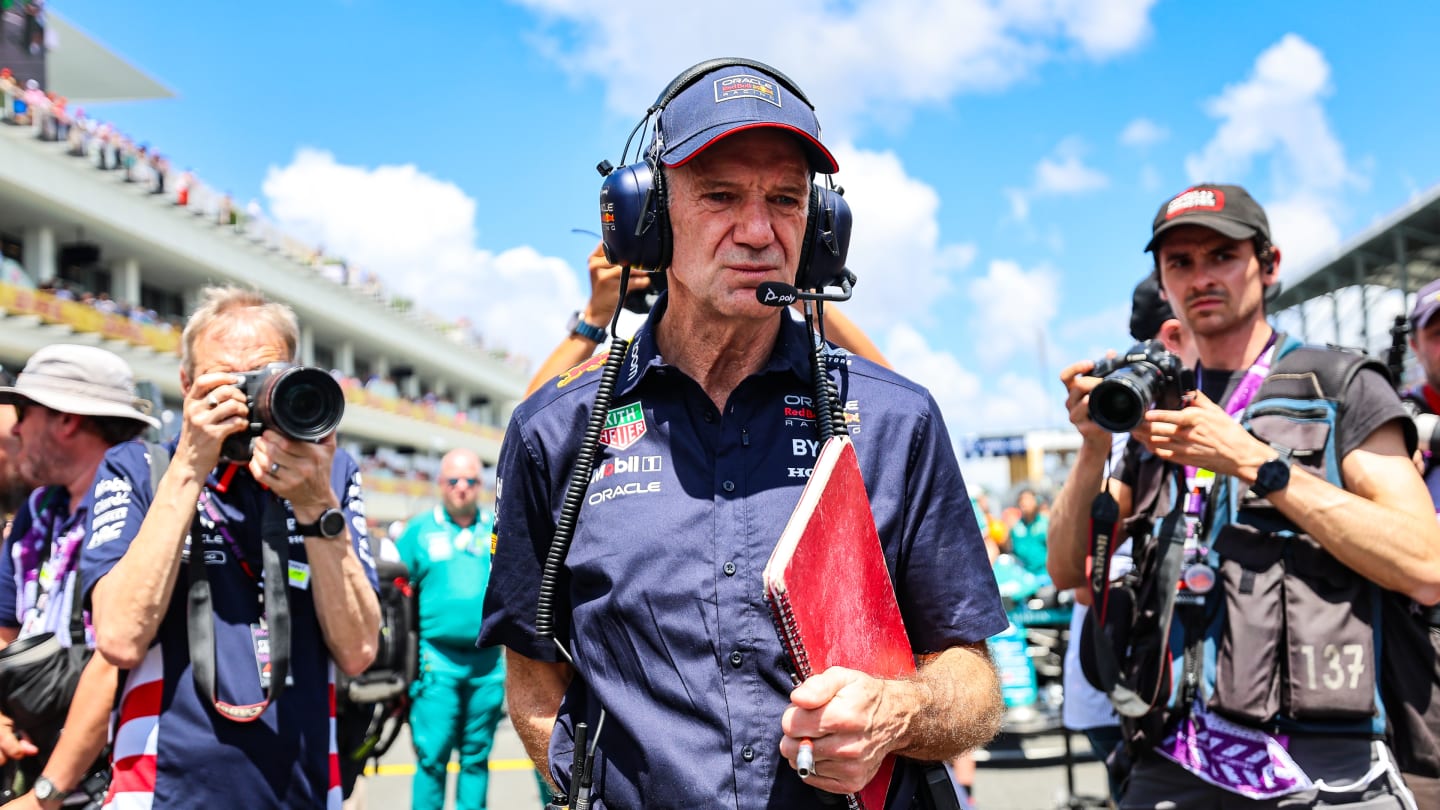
[796,738,815,778]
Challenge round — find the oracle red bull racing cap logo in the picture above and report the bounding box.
[715,75,781,107]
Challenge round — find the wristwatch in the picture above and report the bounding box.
[34,776,68,806]
[1250,448,1294,499]
[566,310,608,343]
[294,507,346,539]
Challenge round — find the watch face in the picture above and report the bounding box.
[34,777,58,800]
[319,509,346,537]
[1256,458,1289,496]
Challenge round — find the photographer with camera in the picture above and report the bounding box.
[81,286,380,810]
[1051,184,1439,809]
[0,345,160,810]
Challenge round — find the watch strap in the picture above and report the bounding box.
[569,311,608,343]
[294,507,345,538]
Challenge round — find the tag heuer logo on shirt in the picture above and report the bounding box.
[600,402,647,450]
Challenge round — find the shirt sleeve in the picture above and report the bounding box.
[1338,367,1415,460]
[333,450,380,593]
[79,442,155,603]
[894,393,1009,651]
[478,412,566,660]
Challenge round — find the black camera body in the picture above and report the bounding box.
[220,364,346,462]
[1088,340,1194,432]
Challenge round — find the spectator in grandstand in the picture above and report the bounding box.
[0,345,161,809]
[83,285,380,809]
[395,449,505,810]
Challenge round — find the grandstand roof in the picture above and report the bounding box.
[45,12,173,102]
[1272,182,1440,311]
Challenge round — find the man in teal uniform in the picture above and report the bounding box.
[1007,488,1049,576]
[397,448,505,810]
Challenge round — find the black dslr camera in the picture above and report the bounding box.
[1087,340,1194,432]
[221,364,346,462]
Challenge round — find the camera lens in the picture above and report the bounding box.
[1090,364,1161,432]
[257,367,345,441]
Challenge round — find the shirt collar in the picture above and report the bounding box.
[614,293,820,397]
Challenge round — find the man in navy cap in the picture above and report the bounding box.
[481,60,1006,809]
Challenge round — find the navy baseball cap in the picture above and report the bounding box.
[1146,184,1271,253]
[1411,279,1440,330]
[654,62,839,174]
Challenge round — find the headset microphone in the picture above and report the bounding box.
[755,271,856,308]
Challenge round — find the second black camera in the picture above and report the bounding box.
[1088,340,1194,432]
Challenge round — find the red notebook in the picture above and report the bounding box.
[763,435,915,810]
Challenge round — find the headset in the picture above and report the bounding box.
[597,57,852,296]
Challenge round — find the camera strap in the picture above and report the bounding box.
[186,493,292,723]
[1086,488,1120,624]
[1085,463,1189,718]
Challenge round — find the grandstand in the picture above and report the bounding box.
[1271,182,1440,376]
[0,19,527,524]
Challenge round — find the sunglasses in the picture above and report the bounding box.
[444,477,480,488]
[13,402,47,423]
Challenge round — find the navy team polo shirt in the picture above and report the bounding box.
[480,298,1006,810]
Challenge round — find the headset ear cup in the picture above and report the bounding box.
[797,185,851,291]
[794,186,821,290]
[599,161,671,272]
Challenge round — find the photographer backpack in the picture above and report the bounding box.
[335,558,419,797]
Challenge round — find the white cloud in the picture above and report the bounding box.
[515,0,1158,136]
[884,323,1061,436]
[828,143,976,330]
[1120,117,1168,148]
[1183,34,1362,276]
[1035,153,1109,195]
[1005,137,1108,221]
[967,259,1060,367]
[263,149,582,368]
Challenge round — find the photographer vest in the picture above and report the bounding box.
[1083,336,1398,749]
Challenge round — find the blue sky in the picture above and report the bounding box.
[53,0,1440,447]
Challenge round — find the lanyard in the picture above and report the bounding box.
[1177,332,1278,597]
[186,488,292,723]
[1186,331,1280,500]
[17,488,85,641]
[197,489,260,583]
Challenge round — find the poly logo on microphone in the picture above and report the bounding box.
[761,287,797,306]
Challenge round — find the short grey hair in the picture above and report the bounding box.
[181,286,299,379]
